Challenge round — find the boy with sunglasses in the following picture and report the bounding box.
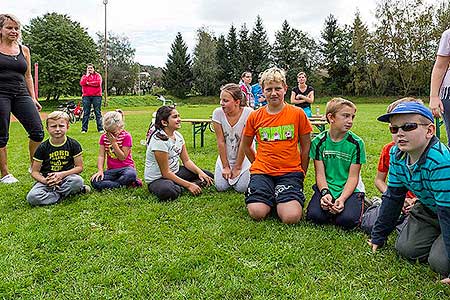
[361,98,420,234]
[369,102,450,284]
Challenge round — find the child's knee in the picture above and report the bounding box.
[335,215,359,230]
[279,210,302,224]
[394,239,422,261]
[247,204,271,220]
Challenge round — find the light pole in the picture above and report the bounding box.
[103,0,108,106]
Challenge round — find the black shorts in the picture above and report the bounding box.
[245,172,305,207]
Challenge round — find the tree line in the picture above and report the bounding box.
[21,0,450,100]
[164,0,450,98]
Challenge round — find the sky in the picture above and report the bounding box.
[4,0,380,67]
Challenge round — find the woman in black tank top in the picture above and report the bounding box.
[0,14,44,184]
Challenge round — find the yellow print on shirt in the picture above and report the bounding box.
[49,150,70,171]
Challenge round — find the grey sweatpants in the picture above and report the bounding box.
[395,202,450,276]
[27,174,84,206]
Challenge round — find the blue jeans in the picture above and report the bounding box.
[91,167,137,191]
[82,96,103,132]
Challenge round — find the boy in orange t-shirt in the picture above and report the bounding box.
[241,67,313,224]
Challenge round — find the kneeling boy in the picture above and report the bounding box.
[370,102,450,284]
[241,67,312,224]
[27,111,89,205]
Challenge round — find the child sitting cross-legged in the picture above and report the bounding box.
[306,98,366,230]
[27,111,89,205]
[144,106,214,201]
[91,110,141,191]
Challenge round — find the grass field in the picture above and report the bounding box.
[0,102,449,299]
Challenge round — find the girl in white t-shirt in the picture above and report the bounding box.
[144,106,214,201]
[212,83,253,192]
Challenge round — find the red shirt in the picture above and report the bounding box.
[80,72,102,96]
[378,141,415,198]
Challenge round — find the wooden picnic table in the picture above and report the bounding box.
[309,115,328,133]
[181,118,213,148]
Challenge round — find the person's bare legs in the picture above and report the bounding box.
[29,140,41,166]
[247,202,271,221]
[0,146,8,177]
[277,201,303,224]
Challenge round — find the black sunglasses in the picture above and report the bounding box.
[389,122,430,134]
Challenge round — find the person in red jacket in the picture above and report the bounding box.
[80,64,103,133]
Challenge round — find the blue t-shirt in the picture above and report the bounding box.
[388,136,450,212]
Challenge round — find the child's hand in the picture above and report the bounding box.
[222,166,231,180]
[199,172,214,187]
[441,277,450,285]
[91,171,104,182]
[47,172,63,186]
[230,166,242,179]
[330,199,345,214]
[187,183,202,196]
[106,132,117,143]
[402,197,416,214]
[320,195,333,210]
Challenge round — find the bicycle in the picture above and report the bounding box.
[57,101,77,124]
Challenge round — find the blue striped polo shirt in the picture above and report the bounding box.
[388,136,450,212]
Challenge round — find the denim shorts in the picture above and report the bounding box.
[245,172,306,207]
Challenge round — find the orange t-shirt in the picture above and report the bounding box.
[244,103,313,176]
[378,141,416,199]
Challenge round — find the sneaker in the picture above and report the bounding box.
[0,174,19,184]
[81,131,87,134]
[130,178,143,188]
[98,130,105,134]
[81,185,91,194]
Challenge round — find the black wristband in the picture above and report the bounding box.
[320,188,331,197]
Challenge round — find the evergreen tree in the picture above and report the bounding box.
[216,34,230,86]
[226,25,241,81]
[272,20,296,71]
[320,14,352,94]
[349,11,370,95]
[249,15,271,77]
[162,32,193,98]
[238,24,252,76]
[272,21,319,90]
[192,28,219,96]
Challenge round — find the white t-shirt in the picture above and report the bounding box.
[438,29,450,99]
[212,106,253,173]
[144,130,184,183]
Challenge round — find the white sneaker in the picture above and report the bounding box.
[1,174,19,184]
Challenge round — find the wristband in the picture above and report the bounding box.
[320,188,331,197]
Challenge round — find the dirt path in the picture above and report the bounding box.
[10,110,151,122]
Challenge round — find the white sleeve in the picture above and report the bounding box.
[437,29,450,56]
[212,107,223,124]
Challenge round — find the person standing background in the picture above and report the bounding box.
[290,72,315,117]
[430,28,450,145]
[0,14,44,184]
[80,64,103,133]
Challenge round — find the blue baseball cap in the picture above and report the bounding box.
[377,102,434,123]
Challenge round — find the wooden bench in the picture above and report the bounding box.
[181,118,213,148]
[309,115,328,133]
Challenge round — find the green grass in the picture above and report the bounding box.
[0,103,449,299]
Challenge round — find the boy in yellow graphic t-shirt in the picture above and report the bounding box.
[27,111,90,205]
